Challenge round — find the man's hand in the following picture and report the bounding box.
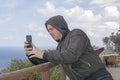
[24,41,44,59]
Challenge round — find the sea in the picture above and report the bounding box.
[0,46,52,72]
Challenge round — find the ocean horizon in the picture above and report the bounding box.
[0,46,54,72]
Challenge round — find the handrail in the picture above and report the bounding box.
[0,62,56,80]
[95,47,104,55]
[0,48,104,80]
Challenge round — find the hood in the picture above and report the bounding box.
[45,15,70,42]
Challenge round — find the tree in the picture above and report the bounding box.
[102,37,110,49]
[103,27,120,52]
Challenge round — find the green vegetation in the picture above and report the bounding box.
[1,58,33,73]
[1,58,60,80]
[103,27,120,52]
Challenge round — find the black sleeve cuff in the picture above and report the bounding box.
[26,53,48,65]
[28,57,47,65]
[43,52,49,62]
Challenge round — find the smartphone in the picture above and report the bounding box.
[26,35,32,48]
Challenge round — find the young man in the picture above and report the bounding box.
[24,15,113,80]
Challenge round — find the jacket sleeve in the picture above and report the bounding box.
[43,29,89,64]
[28,57,48,65]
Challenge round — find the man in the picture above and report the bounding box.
[24,15,113,80]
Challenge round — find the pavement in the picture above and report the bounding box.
[66,66,120,80]
[107,67,120,80]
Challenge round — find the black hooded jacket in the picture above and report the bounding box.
[43,15,105,80]
[29,15,106,80]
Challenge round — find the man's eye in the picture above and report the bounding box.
[50,28,54,31]
[48,28,54,32]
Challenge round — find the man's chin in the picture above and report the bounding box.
[55,39,60,42]
[54,38,58,41]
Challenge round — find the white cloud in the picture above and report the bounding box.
[35,1,120,43]
[36,2,56,17]
[86,31,100,37]
[0,1,17,9]
[0,18,10,24]
[45,1,55,10]
[104,22,119,29]
[0,33,21,47]
[101,6,120,21]
[0,14,12,24]
[25,24,44,31]
[64,0,82,3]
[25,24,49,39]
[37,33,48,38]
[0,0,119,47]
[63,0,83,5]
[0,35,12,40]
[90,0,120,7]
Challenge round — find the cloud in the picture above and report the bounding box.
[104,22,119,29]
[90,0,120,7]
[25,24,44,31]
[36,1,58,17]
[0,34,14,47]
[101,6,120,21]
[0,14,12,24]
[0,0,18,9]
[25,23,49,38]
[35,1,120,41]
[62,0,83,5]
[0,35,12,40]
[0,18,10,24]
[0,0,119,47]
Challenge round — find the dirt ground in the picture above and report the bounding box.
[107,67,120,80]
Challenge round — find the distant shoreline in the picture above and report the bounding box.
[0,46,54,72]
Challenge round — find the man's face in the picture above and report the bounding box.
[47,24,62,41]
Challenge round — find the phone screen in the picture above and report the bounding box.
[26,35,32,48]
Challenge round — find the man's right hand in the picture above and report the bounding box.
[24,41,33,57]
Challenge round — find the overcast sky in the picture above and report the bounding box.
[0,0,120,48]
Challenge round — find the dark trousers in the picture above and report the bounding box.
[85,68,113,80]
